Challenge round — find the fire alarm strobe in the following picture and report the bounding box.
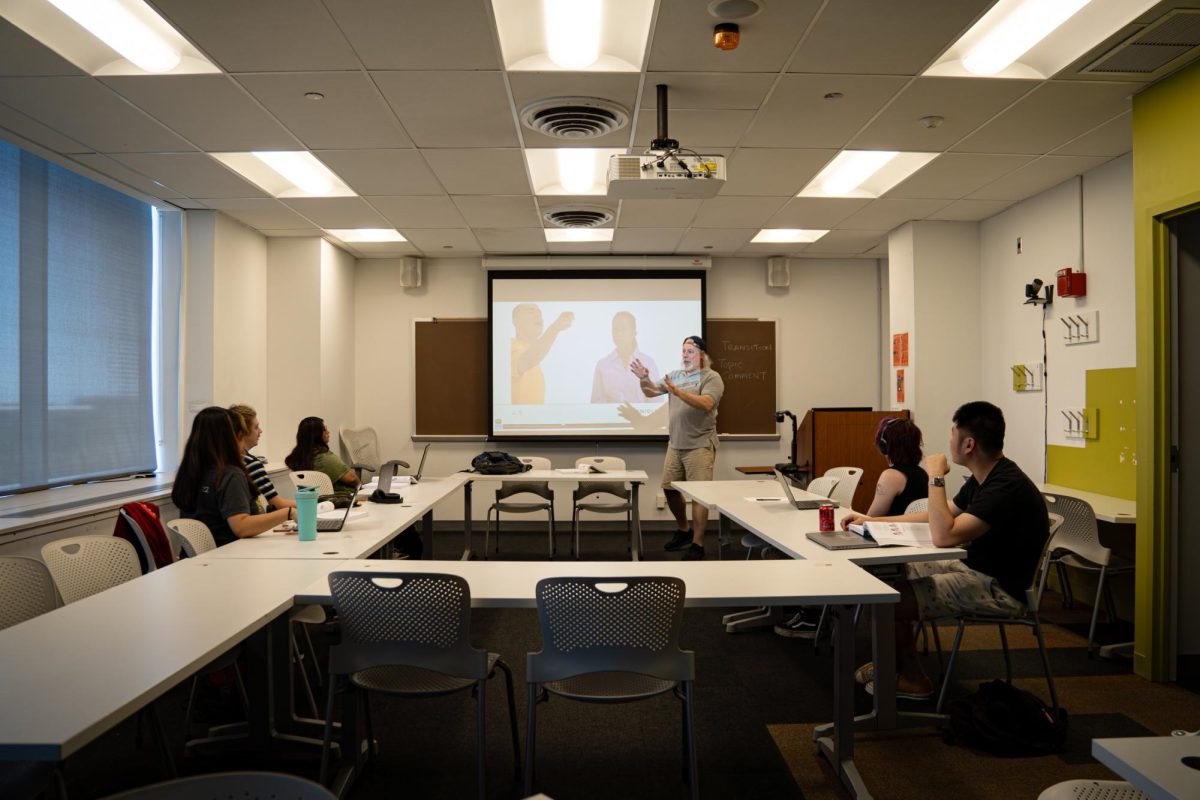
[1057,268,1087,298]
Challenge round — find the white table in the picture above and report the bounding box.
[297,558,898,800]
[0,557,347,762]
[1039,483,1136,524]
[462,469,649,560]
[1093,736,1200,799]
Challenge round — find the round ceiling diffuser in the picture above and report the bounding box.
[707,0,764,21]
[520,97,630,140]
[542,206,616,228]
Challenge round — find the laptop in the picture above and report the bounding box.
[774,469,840,510]
[806,530,879,550]
[379,444,432,493]
[313,496,357,532]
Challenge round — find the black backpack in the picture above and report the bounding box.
[470,451,531,476]
[946,679,1068,757]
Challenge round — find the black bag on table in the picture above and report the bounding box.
[469,451,531,476]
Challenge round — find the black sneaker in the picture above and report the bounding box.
[664,530,692,551]
[682,543,705,560]
[774,609,821,638]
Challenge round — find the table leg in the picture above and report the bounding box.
[814,603,872,799]
[631,482,642,561]
[1098,641,1133,659]
[421,510,434,561]
[462,480,474,560]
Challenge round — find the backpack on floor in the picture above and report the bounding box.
[469,451,531,475]
[946,679,1068,757]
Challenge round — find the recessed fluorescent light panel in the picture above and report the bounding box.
[211,152,355,199]
[491,0,655,71]
[327,229,407,243]
[525,148,625,195]
[750,229,829,244]
[798,151,939,199]
[544,228,615,242]
[0,0,219,75]
[925,0,1158,79]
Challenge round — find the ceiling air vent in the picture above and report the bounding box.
[1083,9,1200,77]
[520,97,630,140]
[542,206,615,228]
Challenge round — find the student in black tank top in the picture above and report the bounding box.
[866,417,928,517]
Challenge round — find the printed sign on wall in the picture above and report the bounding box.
[892,332,909,367]
[896,368,905,403]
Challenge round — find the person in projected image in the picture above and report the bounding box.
[510,303,574,404]
[631,335,724,561]
[591,311,665,404]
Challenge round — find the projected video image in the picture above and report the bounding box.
[490,273,704,438]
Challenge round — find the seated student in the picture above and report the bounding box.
[776,416,930,638]
[172,407,294,547]
[284,416,359,503]
[841,401,1049,699]
[228,403,295,513]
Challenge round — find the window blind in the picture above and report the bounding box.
[0,140,155,494]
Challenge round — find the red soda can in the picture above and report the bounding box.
[818,504,835,532]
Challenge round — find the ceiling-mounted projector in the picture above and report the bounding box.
[607,84,726,200]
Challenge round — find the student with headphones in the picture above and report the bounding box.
[866,417,929,517]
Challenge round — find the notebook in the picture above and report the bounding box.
[806,530,880,550]
[774,469,839,510]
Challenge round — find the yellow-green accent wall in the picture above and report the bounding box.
[1131,60,1200,679]
[1047,367,1137,500]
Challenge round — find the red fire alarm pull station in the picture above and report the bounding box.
[1057,268,1087,298]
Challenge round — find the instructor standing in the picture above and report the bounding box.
[631,335,724,560]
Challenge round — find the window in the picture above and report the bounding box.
[0,140,157,493]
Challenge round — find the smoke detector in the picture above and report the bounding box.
[707,0,764,20]
[520,97,630,140]
[542,205,616,228]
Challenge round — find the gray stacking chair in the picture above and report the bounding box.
[822,466,864,510]
[102,771,335,799]
[525,576,697,799]
[1035,780,1149,800]
[40,535,141,605]
[570,456,635,558]
[486,456,556,559]
[0,556,60,630]
[320,571,520,799]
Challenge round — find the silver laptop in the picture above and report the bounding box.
[379,444,431,493]
[774,469,839,510]
[806,530,879,550]
[314,497,356,532]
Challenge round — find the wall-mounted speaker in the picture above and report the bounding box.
[400,256,422,288]
[767,256,790,288]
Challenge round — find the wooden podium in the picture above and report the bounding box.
[795,408,911,512]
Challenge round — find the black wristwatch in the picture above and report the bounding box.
[929,476,946,488]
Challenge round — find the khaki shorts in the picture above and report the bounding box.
[905,560,1025,620]
[661,444,716,489]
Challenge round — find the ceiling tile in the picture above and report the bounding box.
[341,240,419,257]
[0,104,93,154]
[102,76,298,151]
[801,229,889,254]
[325,0,500,70]
[1052,112,1132,158]
[851,77,1034,151]
[632,110,755,149]
[741,74,909,148]
[0,78,195,153]
[368,196,467,228]
[151,0,361,71]
[313,150,444,195]
[71,154,189,199]
[236,72,412,150]
[616,200,702,228]
[108,153,267,198]
[967,155,1114,201]
[451,195,541,228]
[676,228,754,255]
[0,18,84,76]
[788,0,995,75]
[953,81,1139,155]
[612,228,685,252]
[886,153,1035,200]
[204,198,316,229]
[281,197,390,228]
[927,199,1016,221]
[373,72,519,148]
[691,196,789,228]
[720,149,836,196]
[400,228,483,255]
[422,149,531,195]
[640,73,776,110]
[473,229,548,254]
[837,198,949,230]
[767,197,871,228]
[648,0,823,72]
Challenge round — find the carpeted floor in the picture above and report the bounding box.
[45,527,1197,799]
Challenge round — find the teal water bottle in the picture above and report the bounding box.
[295,485,318,541]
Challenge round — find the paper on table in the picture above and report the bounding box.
[555,467,591,474]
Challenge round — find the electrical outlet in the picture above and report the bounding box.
[655,492,666,509]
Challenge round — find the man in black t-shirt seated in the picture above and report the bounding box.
[841,401,1050,700]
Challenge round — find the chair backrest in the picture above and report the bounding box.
[574,456,631,502]
[0,556,60,630]
[496,457,553,501]
[1028,513,1067,612]
[905,498,929,515]
[823,467,863,508]
[575,456,627,471]
[101,770,336,800]
[805,476,838,498]
[165,518,218,558]
[114,503,174,573]
[40,535,141,605]
[528,576,694,684]
[518,456,552,471]
[326,571,488,680]
[1042,493,1110,566]
[340,426,380,472]
[290,470,335,498]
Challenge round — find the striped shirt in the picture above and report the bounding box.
[242,452,278,505]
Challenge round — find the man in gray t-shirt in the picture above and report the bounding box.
[631,335,724,560]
